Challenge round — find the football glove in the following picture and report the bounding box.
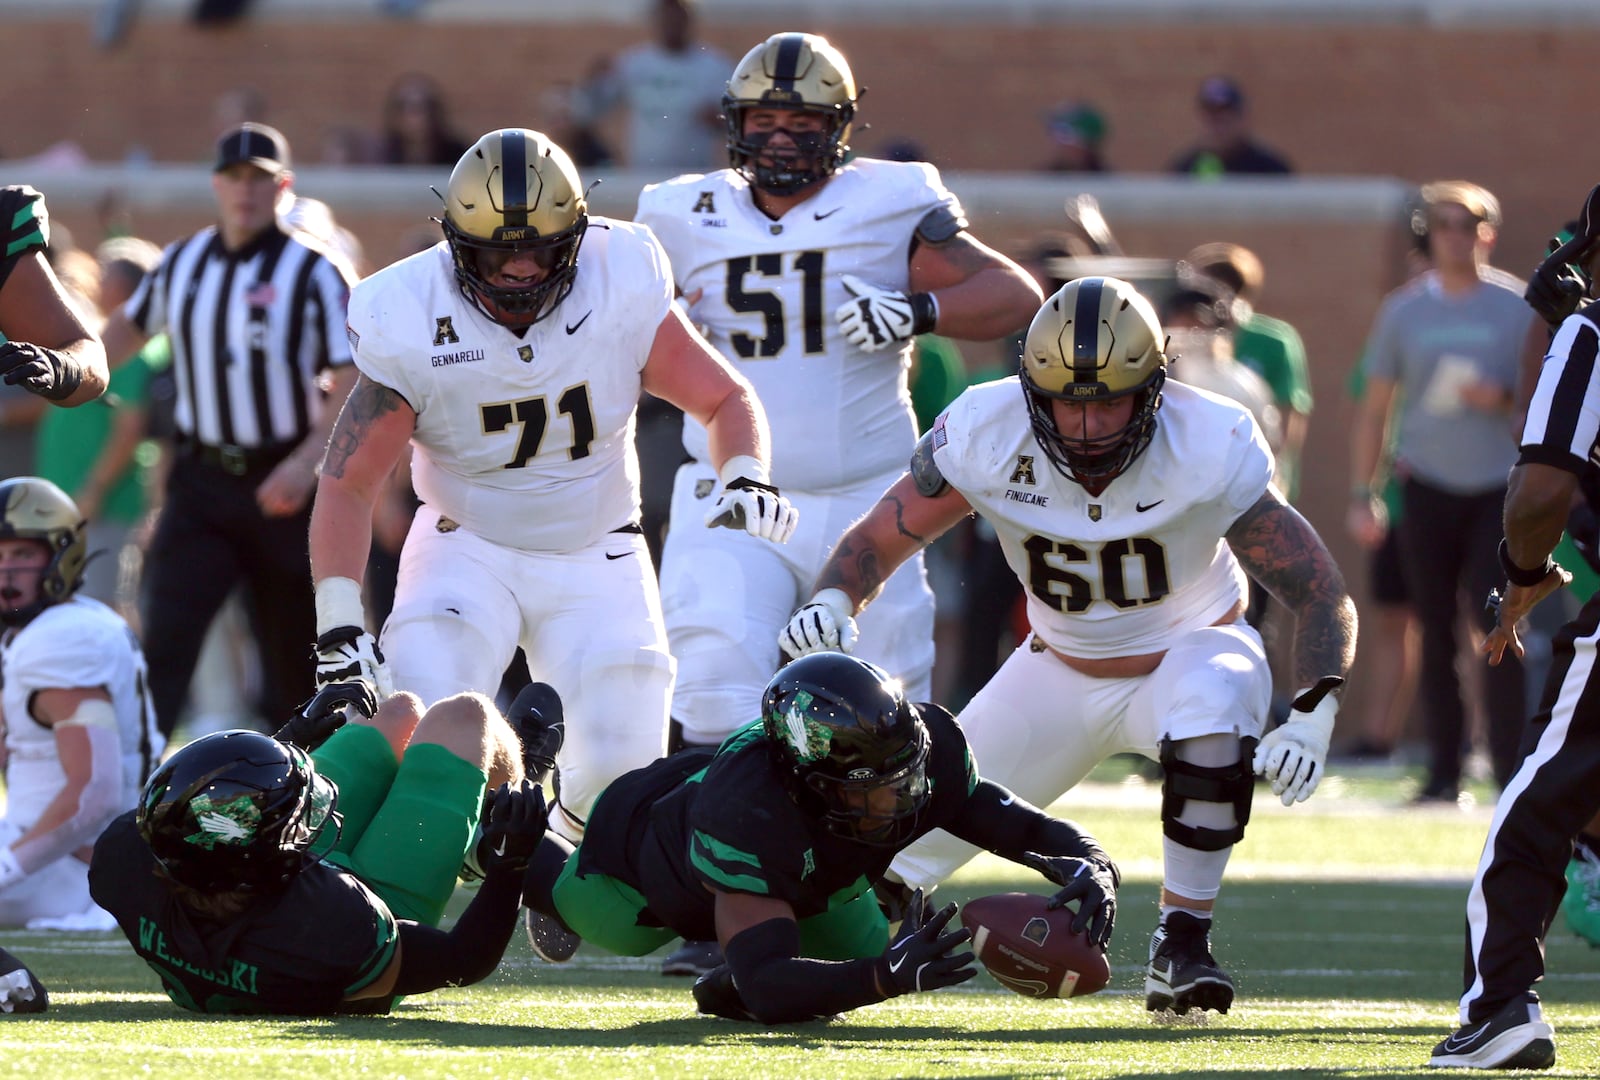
[275,681,377,752]
[313,576,393,700]
[777,588,859,658]
[703,458,798,543]
[1020,852,1119,949]
[1253,675,1343,806]
[835,274,937,353]
[0,342,86,402]
[877,890,976,997]
[477,779,549,875]
[1525,251,1591,327]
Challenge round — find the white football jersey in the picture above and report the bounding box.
[347,220,673,553]
[1,597,161,828]
[934,378,1274,658]
[636,158,963,491]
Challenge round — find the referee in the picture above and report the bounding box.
[1428,238,1600,1070]
[100,123,358,738]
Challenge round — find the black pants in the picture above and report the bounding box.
[1460,593,1600,1021]
[140,453,316,737]
[1396,477,1526,791]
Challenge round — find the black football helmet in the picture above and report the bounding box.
[138,730,340,893]
[1019,276,1168,494]
[723,32,857,195]
[439,128,588,328]
[762,653,931,846]
[0,477,88,628]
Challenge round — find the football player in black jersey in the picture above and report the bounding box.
[0,185,107,405]
[518,652,1120,1024]
[89,685,546,1015]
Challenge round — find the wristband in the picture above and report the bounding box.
[1498,538,1554,588]
[314,576,366,635]
[717,454,770,488]
[909,292,939,336]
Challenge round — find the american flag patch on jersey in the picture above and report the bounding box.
[246,282,277,307]
[931,413,948,451]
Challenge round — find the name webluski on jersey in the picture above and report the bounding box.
[933,378,1274,659]
[345,219,674,554]
[637,158,962,492]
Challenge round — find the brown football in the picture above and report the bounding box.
[959,892,1111,999]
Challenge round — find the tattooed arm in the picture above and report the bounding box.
[1224,491,1358,691]
[308,374,417,585]
[813,471,975,610]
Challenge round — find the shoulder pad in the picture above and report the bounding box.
[914,204,969,246]
[910,427,950,497]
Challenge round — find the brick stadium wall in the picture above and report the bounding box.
[9,12,1589,722]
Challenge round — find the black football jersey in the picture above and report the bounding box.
[577,705,978,941]
[89,813,399,1015]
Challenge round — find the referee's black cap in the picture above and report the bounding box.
[214,122,291,176]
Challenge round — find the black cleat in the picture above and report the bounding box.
[692,963,758,1022]
[525,907,581,963]
[509,682,565,784]
[1428,994,1555,1070]
[1145,912,1235,1015]
[0,947,47,1015]
[661,939,724,977]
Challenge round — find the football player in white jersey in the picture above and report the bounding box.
[634,34,1040,974]
[309,129,795,854]
[781,277,1357,1016]
[0,477,163,930]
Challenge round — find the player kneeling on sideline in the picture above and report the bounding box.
[89,684,546,1015]
[516,652,1119,1024]
[780,276,1357,1016]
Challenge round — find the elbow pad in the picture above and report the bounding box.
[12,700,122,875]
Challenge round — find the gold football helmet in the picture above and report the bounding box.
[439,129,588,327]
[723,32,857,194]
[1019,277,1168,492]
[0,476,88,627]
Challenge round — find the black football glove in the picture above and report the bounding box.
[0,341,86,402]
[1525,252,1591,327]
[1019,851,1119,949]
[275,681,377,752]
[877,889,976,997]
[477,779,548,875]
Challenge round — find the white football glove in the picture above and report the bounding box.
[703,455,799,543]
[778,588,860,659]
[835,274,936,353]
[1252,676,1343,806]
[313,576,394,700]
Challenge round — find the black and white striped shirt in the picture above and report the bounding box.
[124,222,355,449]
[1521,305,1600,477]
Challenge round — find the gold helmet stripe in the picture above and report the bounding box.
[500,131,528,228]
[1071,276,1105,384]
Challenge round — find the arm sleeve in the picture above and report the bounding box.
[11,709,124,875]
[723,917,886,1024]
[389,866,523,996]
[945,779,1116,874]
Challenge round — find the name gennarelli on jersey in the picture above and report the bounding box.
[1004,489,1049,506]
[431,349,487,367]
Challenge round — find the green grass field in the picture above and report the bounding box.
[6,762,1598,1078]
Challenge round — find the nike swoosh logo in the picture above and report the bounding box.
[565,310,593,335]
[1441,1028,1491,1053]
[1135,500,1164,512]
[888,952,907,973]
[605,551,633,561]
[813,207,843,221]
[999,794,1015,806]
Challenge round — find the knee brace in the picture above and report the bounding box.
[1159,735,1258,852]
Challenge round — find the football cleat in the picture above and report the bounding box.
[0,947,47,1015]
[508,682,565,785]
[661,939,724,978]
[692,963,759,1022]
[525,907,581,964]
[1428,993,1555,1070]
[1145,912,1234,1014]
[1562,839,1600,948]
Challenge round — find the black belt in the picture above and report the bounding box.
[178,435,299,477]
